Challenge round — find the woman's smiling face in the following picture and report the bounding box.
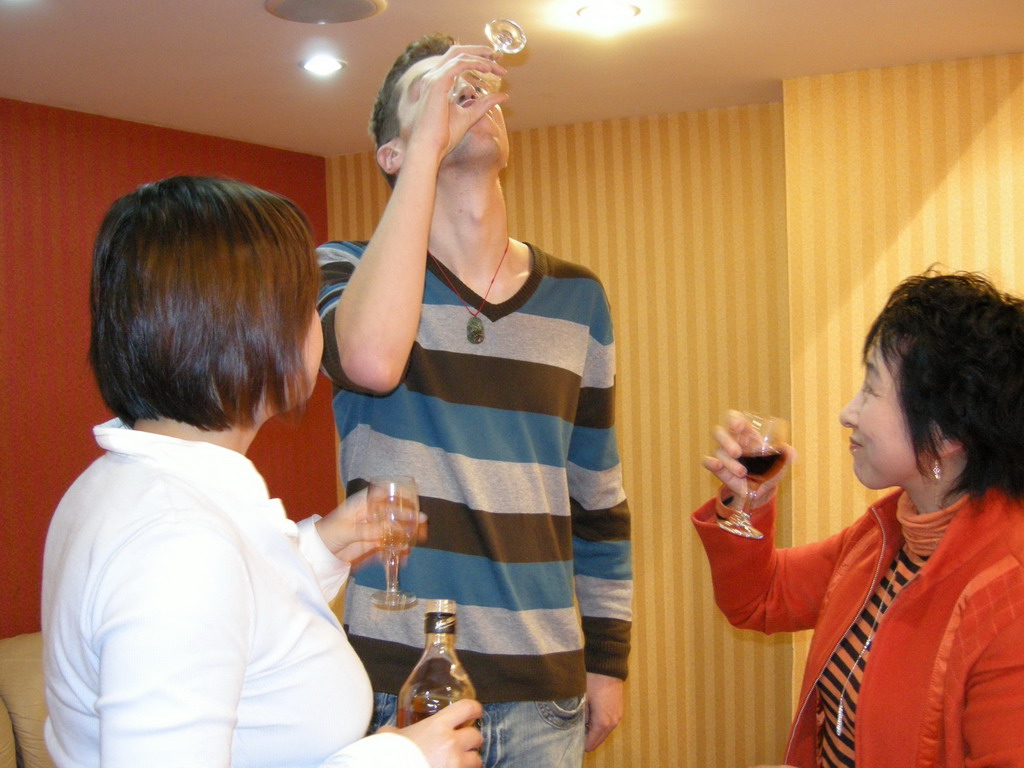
[839,347,921,493]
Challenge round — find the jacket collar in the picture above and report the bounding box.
[871,488,1021,586]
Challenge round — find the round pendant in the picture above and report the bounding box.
[467,316,485,344]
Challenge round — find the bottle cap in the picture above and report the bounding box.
[426,598,456,615]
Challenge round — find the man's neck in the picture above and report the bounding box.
[428,175,511,288]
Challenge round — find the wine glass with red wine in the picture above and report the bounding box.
[716,413,789,539]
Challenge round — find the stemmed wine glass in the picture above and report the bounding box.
[450,18,527,102]
[368,476,420,610]
[716,413,789,540]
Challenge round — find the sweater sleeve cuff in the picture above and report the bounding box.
[694,487,776,524]
[582,617,631,680]
[691,492,778,545]
[584,649,630,680]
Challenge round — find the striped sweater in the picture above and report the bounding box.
[316,241,632,702]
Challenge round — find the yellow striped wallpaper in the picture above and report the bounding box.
[325,51,1024,766]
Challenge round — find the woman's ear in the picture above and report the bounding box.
[938,436,964,461]
[376,140,403,177]
[933,436,966,482]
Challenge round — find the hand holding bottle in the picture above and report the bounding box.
[385,600,481,765]
[381,699,483,768]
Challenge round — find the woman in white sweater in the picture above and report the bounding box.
[41,176,482,768]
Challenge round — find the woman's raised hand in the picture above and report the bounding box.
[701,410,796,508]
[315,488,427,565]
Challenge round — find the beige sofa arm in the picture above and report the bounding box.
[0,632,55,768]
[0,695,16,768]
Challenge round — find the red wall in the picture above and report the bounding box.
[0,98,337,638]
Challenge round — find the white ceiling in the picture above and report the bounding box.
[2,0,1023,157]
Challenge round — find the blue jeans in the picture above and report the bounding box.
[371,692,586,768]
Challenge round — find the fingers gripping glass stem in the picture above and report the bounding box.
[450,18,526,102]
[716,413,789,539]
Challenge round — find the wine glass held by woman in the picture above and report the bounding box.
[691,270,1024,768]
[367,475,421,609]
[41,176,480,768]
[314,487,426,568]
[703,412,797,538]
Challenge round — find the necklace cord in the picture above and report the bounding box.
[835,569,911,736]
[428,239,511,318]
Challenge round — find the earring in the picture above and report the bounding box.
[932,460,942,482]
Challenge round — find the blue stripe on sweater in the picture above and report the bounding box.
[337,388,576,466]
[355,550,576,611]
[572,537,633,580]
[524,279,614,345]
[568,425,623,472]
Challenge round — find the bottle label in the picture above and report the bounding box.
[425,612,456,634]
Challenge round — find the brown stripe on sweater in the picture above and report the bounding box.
[349,634,587,702]
[420,496,574,563]
[406,344,583,419]
[576,385,615,429]
[572,497,631,541]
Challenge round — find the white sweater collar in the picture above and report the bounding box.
[93,418,297,538]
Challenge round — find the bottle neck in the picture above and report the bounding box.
[425,631,457,651]
[421,610,459,655]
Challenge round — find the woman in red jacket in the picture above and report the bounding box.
[693,271,1024,768]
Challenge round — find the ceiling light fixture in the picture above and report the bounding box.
[265,0,386,24]
[302,54,345,76]
[576,1,641,25]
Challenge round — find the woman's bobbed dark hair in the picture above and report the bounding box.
[864,270,1024,500]
[89,176,318,430]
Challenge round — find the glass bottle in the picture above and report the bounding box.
[397,599,476,726]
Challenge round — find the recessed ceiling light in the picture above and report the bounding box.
[302,54,345,76]
[577,2,641,24]
[266,0,386,24]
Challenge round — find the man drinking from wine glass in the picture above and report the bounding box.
[315,34,633,768]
